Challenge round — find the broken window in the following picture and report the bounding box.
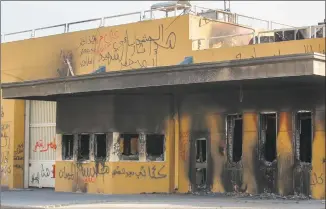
[95,134,107,160]
[195,137,207,189]
[77,134,90,161]
[260,113,277,162]
[62,134,74,160]
[196,138,207,163]
[120,134,139,161]
[227,114,243,163]
[297,111,312,163]
[146,134,165,161]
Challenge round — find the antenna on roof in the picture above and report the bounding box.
[224,0,231,12]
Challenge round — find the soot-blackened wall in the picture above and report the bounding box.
[179,85,325,197]
[56,94,172,134]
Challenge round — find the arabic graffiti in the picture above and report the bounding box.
[58,165,75,180]
[83,177,96,183]
[139,134,146,155]
[112,164,167,179]
[13,143,24,170]
[78,24,177,70]
[1,123,11,149]
[57,164,167,181]
[180,132,190,161]
[31,173,40,184]
[33,138,57,152]
[235,43,325,60]
[112,141,121,156]
[1,151,9,165]
[304,44,325,54]
[76,163,110,178]
[30,163,55,186]
[1,164,12,175]
[311,172,324,186]
[14,143,24,156]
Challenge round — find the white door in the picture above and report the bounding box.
[28,101,56,188]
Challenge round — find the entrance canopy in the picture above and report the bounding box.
[1,53,325,101]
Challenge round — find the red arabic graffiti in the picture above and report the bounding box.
[33,138,57,152]
[83,177,96,183]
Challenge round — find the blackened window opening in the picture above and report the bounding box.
[146,134,164,161]
[62,135,74,160]
[121,134,138,155]
[95,134,107,160]
[196,139,207,163]
[298,112,312,163]
[232,118,243,162]
[77,134,90,161]
[261,113,277,162]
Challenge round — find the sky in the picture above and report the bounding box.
[1,1,325,37]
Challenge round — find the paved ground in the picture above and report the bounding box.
[0,189,325,209]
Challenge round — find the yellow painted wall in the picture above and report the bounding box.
[311,109,325,199]
[1,15,191,82]
[1,73,25,189]
[55,118,174,194]
[1,13,325,197]
[55,161,169,194]
[191,37,325,63]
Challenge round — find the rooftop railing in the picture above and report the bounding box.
[1,5,294,43]
[191,24,325,50]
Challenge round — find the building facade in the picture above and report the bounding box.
[1,4,325,199]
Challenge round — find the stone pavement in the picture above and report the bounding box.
[0,188,325,209]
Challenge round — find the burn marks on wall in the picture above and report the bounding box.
[293,110,314,196]
[296,111,313,163]
[95,134,108,160]
[181,85,324,197]
[77,134,91,161]
[62,135,74,160]
[260,113,277,164]
[61,132,166,163]
[226,114,243,163]
[146,134,165,161]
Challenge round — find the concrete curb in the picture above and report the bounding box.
[0,206,43,209]
[0,200,117,209]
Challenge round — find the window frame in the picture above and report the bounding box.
[77,133,91,162]
[294,110,314,165]
[119,133,140,161]
[226,113,243,164]
[145,133,166,162]
[258,112,278,166]
[62,134,75,161]
[94,133,108,161]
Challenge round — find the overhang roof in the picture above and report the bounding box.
[1,53,325,101]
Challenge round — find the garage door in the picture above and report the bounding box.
[28,101,56,188]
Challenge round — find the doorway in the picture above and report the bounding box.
[190,132,210,192]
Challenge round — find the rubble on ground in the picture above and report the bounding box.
[190,190,312,200]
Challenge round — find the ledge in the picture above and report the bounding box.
[1,52,325,100]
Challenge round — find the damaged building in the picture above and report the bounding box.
[1,1,325,199]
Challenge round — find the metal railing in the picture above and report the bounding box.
[191,24,325,50]
[193,6,236,23]
[257,24,326,44]
[192,6,294,30]
[1,5,294,43]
